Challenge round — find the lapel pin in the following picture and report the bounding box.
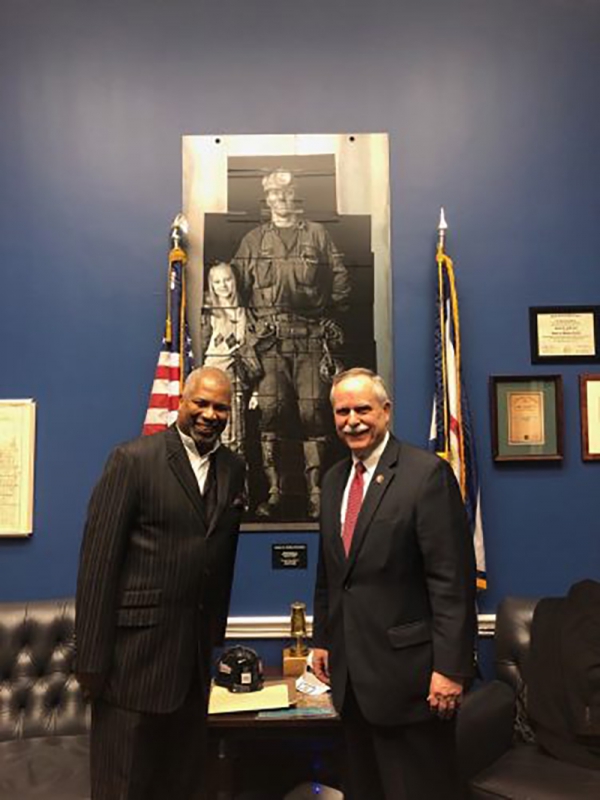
[376,474,385,484]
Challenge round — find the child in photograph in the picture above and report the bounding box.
[201,261,260,455]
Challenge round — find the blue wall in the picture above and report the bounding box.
[1,0,599,615]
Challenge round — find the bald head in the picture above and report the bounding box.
[178,367,232,454]
[182,366,231,402]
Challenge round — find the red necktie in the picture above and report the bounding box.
[342,461,366,556]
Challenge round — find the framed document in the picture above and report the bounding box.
[530,306,599,364]
[490,376,563,462]
[0,399,36,536]
[579,374,600,461]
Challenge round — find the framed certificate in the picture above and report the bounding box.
[490,376,563,462]
[530,306,599,364]
[0,399,36,536]
[579,374,600,461]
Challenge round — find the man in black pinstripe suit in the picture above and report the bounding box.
[76,366,246,800]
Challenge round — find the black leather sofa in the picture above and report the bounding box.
[462,596,600,799]
[0,598,90,799]
[5,595,600,800]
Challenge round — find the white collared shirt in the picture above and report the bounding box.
[340,431,390,526]
[176,427,220,494]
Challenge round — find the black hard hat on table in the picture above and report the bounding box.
[215,645,264,693]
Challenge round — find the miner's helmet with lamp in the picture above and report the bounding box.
[261,168,296,193]
[215,645,264,693]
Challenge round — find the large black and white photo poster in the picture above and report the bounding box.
[183,134,391,529]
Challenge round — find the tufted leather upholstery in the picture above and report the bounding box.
[0,597,89,741]
[468,596,600,799]
[0,598,90,799]
[494,595,538,692]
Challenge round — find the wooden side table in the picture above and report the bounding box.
[207,677,341,800]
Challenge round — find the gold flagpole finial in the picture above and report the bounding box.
[165,213,189,344]
[437,207,448,255]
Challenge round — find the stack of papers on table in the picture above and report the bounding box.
[208,682,291,714]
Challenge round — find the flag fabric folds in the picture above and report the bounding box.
[142,244,193,435]
[429,246,487,590]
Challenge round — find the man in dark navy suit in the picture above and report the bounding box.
[312,367,476,800]
[76,366,246,800]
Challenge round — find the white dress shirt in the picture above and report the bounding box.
[340,431,390,527]
[177,427,220,494]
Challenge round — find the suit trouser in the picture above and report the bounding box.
[90,683,206,800]
[341,680,465,800]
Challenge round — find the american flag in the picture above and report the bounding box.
[429,226,487,590]
[142,234,193,436]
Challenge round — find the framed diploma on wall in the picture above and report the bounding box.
[490,375,564,462]
[529,306,600,364]
[0,399,36,536]
[579,374,600,461]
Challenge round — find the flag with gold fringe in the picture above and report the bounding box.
[428,210,487,590]
[142,215,193,435]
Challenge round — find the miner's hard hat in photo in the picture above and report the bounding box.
[262,169,296,193]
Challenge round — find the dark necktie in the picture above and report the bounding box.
[342,461,366,557]
[203,456,218,526]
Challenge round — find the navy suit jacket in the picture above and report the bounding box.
[76,425,245,713]
[313,435,476,726]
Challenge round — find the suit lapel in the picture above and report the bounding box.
[327,460,351,566]
[344,437,401,577]
[166,426,206,527]
[206,446,232,537]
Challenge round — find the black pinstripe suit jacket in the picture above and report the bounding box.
[75,425,246,714]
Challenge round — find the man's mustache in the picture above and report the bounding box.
[195,420,223,433]
[343,424,369,435]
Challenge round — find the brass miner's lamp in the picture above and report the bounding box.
[282,601,309,677]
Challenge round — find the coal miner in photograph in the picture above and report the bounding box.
[233,168,351,522]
